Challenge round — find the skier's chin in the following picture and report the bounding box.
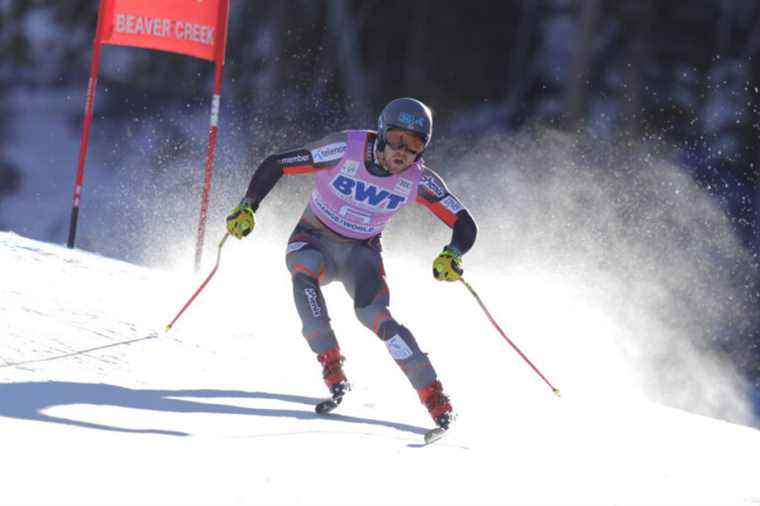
[388,159,410,174]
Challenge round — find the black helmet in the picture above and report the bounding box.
[377,98,433,154]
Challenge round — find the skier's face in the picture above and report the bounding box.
[381,145,414,174]
[381,129,423,174]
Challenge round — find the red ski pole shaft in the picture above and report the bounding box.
[460,278,561,396]
[166,233,230,332]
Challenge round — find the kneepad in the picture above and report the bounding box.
[377,321,423,359]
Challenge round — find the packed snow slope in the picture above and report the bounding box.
[1,231,759,506]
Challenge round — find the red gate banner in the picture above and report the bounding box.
[99,0,225,61]
[67,0,230,271]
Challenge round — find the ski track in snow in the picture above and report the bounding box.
[2,231,760,506]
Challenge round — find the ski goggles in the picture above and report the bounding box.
[385,129,425,156]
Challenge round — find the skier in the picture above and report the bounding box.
[225,98,477,434]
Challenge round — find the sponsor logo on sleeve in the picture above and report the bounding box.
[440,195,464,214]
[280,153,310,165]
[420,174,445,198]
[311,143,347,163]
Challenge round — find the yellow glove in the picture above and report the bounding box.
[226,201,255,239]
[433,246,463,282]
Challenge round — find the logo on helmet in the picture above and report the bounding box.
[398,112,426,129]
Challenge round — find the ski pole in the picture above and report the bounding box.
[166,233,230,332]
[459,278,561,397]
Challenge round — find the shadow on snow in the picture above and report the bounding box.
[0,381,428,437]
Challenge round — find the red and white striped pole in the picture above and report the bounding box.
[67,0,108,249]
[194,0,230,272]
[460,278,561,396]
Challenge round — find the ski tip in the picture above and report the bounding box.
[553,388,561,398]
[165,324,172,333]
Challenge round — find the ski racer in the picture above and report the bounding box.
[225,98,477,432]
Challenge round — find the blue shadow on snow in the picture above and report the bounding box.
[0,381,428,437]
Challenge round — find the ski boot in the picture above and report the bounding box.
[418,380,454,444]
[315,347,351,415]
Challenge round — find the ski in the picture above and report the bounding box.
[315,396,342,415]
[316,396,449,444]
[423,427,447,445]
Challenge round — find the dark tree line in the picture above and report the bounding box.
[2,2,758,170]
[4,1,756,218]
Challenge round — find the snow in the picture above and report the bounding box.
[1,231,760,506]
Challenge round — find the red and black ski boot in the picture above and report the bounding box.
[418,380,454,444]
[315,347,351,414]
